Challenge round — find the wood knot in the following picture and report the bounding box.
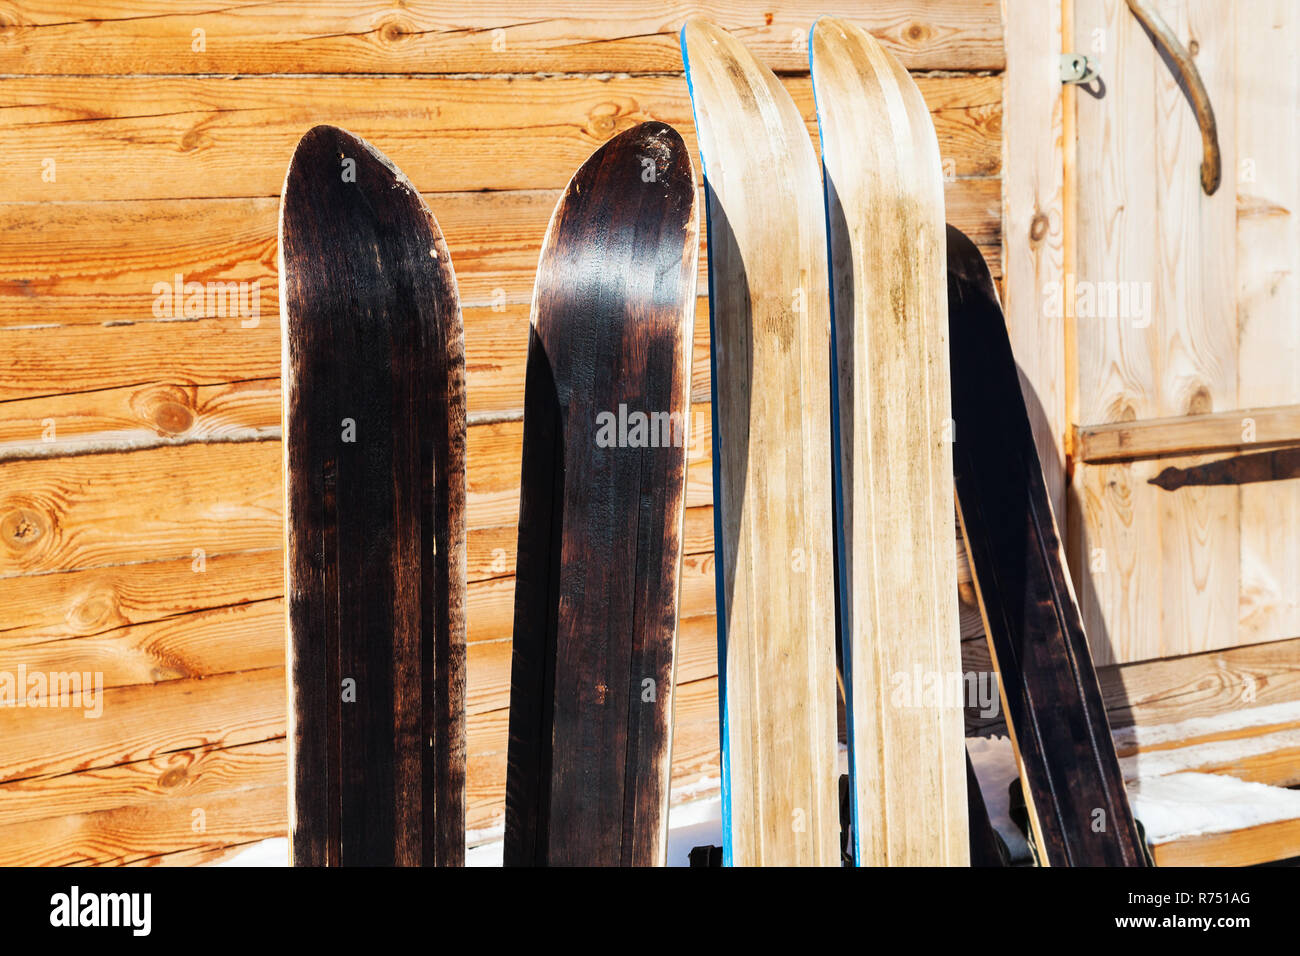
[179,125,206,152]
[586,103,624,140]
[69,586,120,632]
[1029,211,1050,243]
[131,385,196,437]
[905,22,929,43]
[764,12,774,26]
[154,401,194,435]
[377,16,414,45]
[1,504,50,553]
[158,766,189,789]
[1187,386,1212,416]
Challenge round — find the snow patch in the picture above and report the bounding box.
[965,735,1032,862]
[216,838,288,867]
[1120,726,1300,781]
[1112,700,1300,751]
[1128,772,1300,843]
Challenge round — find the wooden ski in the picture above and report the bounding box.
[946,225,1148,867]
[503,121,698,866]
[279,125,467,866]
[811,16,969,866]
[681,19,840,866]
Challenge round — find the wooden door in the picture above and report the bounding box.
[1069,0,1300,665]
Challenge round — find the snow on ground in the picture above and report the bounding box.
[1128,772,1300,844]
[1120,726,1300,781]
[1111,699,1300,752]
[218,838,288,866]
[965,735,1032,862]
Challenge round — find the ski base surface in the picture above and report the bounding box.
[280,125,467,866]
[683,19,840,867]
[812,16,969,867]
[947,225,1147,867]
[503,121,698,866]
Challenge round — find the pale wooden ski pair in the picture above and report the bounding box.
[685,18,1143,868]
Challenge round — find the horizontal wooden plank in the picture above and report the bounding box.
[964,635,1300,743]
[0,378,279,460]
[1101,636,1300,732]
[0,599,282,693]
[0,321,279,403]
[1076,403,1300,462]
[0,666,284,783]
[0,739,282,829]
[0,1,1004,74]
[0,74,1000,201]
[0,440,281,578]
[1153,815,1300,867]
[0,548,280,642]
[125,839,276,867]
[0,779,285,866]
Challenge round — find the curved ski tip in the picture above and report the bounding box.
[563,120,694,209]
[286,124,416,197]
[680,17,727,56]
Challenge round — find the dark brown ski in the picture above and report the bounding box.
[503,121,698,866]
[279,125,466,866]
[946,225,1147,867]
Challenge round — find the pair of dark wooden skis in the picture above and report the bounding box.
[281,122,697,866]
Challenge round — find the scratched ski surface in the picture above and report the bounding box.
[280,125,467,866]
[947,225,1147,867]
[811,17,968,866]
[682,19,840,867]
[503,121,698,866]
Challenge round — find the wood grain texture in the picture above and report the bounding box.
[0,378,279,461]
[812,17,966,867]
[280,125,465,866]
[1076,403,1300,461]
[1002,0,1068,519]
[0,741,282,830]
[0,667,284,785]
[473,673,722,837]
[0,74,999,203]
[0,782,285,867]
[0,1,1005,73]
[683,18,838,867]
[0,548,279,643]
[1235,0,1300,651]
[1068,0,1284,666]
[503,122,697,866]
[1153,815,1300,867]
[948,226,1146,866]
[0,440,281,579]
[1072,454,1239,664]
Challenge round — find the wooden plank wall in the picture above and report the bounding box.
[1069,0,1300,666]
[0,1,1005,864]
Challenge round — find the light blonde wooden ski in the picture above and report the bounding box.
[810,17,968,865]
[681,18,839,866]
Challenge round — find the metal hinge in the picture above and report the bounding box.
[1060,53,1097,84]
